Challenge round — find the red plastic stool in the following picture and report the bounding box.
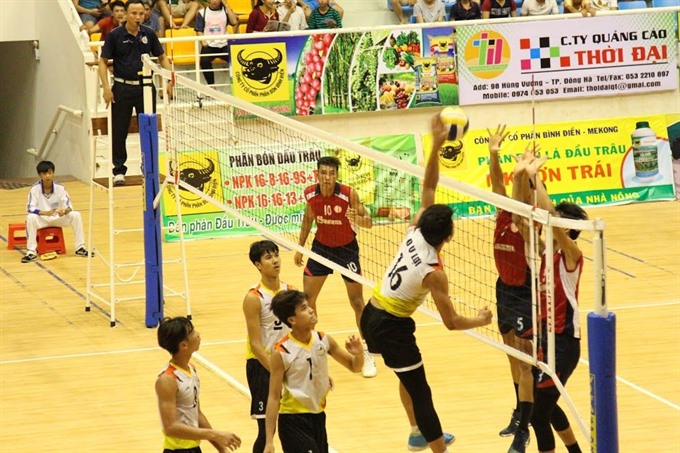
[37,227,67,255]
[7,223,28,250]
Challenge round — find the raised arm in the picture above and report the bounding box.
[487,124,509,197]
[424,270,492,330]
[328,334,363,373]
[411,112,448,227]
[294,202,314,266]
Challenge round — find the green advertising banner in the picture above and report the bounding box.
[228,26,459,117]
[422,114,676,217]
[160,134,418,241]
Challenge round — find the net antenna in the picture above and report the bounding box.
[142,54,609,450]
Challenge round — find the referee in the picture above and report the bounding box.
[98,0,173,186]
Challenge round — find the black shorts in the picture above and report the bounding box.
[496,276,533,338]
[360,301,422,371]
[305,239,361,282]
[163,448,201,453]
[278,412,328,453]
[535,333,580,392]
[246,358,270,418]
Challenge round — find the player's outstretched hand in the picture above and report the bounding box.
[487,124,509,153]
[213,430,241,451]
[294,251,304,267]
[431,112,448,145]
[345,334,363,356]
[477,306,493,326]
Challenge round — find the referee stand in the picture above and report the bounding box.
[85,57,192,327]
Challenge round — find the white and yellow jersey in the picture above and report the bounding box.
[158,362,200,450]
[274,331,330,414]
[245,281,292,360]
[373,226,443,317]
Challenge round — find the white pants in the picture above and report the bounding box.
[25,211,85,253]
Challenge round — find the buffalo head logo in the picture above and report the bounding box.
[439,141,463,162]
[237,49,283,85]
[170,158,215,193]
[345,155,362,170]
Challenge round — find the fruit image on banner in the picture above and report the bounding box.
[295,33,334,116]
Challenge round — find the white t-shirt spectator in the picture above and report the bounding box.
[520,0,559,15]
[277,4,308,30]
[414,0,446,22]
[589,0,617,10]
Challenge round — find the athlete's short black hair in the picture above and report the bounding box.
[157,316,194,355]
[271,290,306,328]
[36,161,55,174]
[555,202,588,240]
[125,0,143,9]
[417,204,454,248]
[317,156,340,171]
[249,240,279,264]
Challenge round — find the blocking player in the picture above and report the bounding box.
[360,112,493,453]
[294,155,377,378]
[510,152,586,453]
[243,240,292,453]
[155,316,241,452]
[487,125,536,442]
[263,290,363,453]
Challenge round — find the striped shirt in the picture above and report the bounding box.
[307,6,342,29]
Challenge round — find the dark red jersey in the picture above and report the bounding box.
[493,210,528,286]
[304,183,356,247]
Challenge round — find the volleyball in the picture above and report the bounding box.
[439,107,469,141]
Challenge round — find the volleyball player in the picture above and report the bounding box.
[294,155,377,378]
[360,112,493,453]
[487,125,536,442]
[263,290,363,453]
[243,240,293,453]
[510,152,586,453]
[155,317,241,452]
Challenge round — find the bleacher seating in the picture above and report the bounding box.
[618,0,648,8]
[651,0,679,6]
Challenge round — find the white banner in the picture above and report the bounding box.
[456,12,678,105]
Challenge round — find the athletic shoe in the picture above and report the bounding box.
[113,174,125,186]
[499,409,520,437]
[407,432,455,451]
[362,350,377,378]
[508,428,530,453]
[75,247,93,257]
[21,251,38,263]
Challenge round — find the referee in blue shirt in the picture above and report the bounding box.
[98,0,173,186]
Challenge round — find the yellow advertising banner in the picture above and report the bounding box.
[422,115,675,213]
[231,42,290,102]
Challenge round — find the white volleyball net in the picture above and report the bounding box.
[144,55,607,446]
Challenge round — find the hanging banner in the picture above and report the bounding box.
[422,115,676,216]
[160,135,418,241]
[456,12,678,105]
[229,28,460,117]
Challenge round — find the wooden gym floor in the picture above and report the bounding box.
[0,180,678,452]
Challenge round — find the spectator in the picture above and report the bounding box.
[21,161,92,263]
[481,0,518,18]
[449,0,482,19]
[141,0,162,36]
[195,0,235,85]
[414,0,446,22]
[563,0,596,14]
[307,0,343,29]
[520,0,559,15]
[73,0,110,31]
[584,0,616,12]
[278,0,309,30]
[155,0,201,30]
[81,0,127,40]
[391,0,417,24]
[247,0,280,33]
